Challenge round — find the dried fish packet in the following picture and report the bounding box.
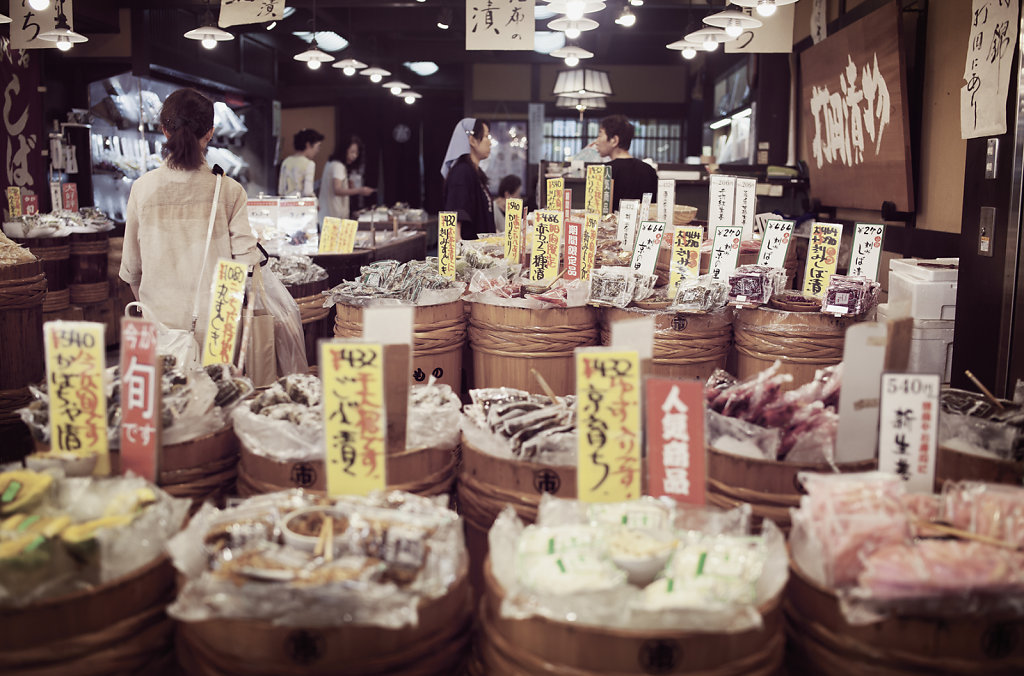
[671,275,729,313]
[587,267,635,308]
[821,274,879,316]
[728,265,786,306]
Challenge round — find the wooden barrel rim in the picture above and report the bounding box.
[334,301,467,355]
[69,281,110,304]
[935,444,1024,487]
[158,424,238,473]
[0,270,46,310]
[468,320,599,359]
[42,287,71,312]
[599,325,731,365]
[22,242,71,261]
[707,445,877,495]
[69,240,109,255]
[284,278,329,300]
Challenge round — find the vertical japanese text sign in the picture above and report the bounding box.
[961,0,1019,138]
[546,177,564,212]
[646,379,705,505]
[61,183,79,212]
[848,223,885,280]
[576,349,642,502]
[21,194,38,216]
[530,209,562,282]
[656,179,675,225]
[630,221,665,277]
[580,213,599,281]
[708,175,736,232]
[6,187,21,218]
[709,225,743,281]
[564,220,583,281]
[438,211,458,279]
[320,342,388,496]
[735,177,757,240]
[504,198,523,262]
[669,226,703,295]
[564,189,572,223]
[878,373,940,493]
[12,2,67,50]
[617,199,640,249]
[803,222,843,298]
[203,259,247,366]
[119,318,162,482]
[319,217,343,253]
[44,321,109,473]
[757,220,794,269]
[338,219,358,254]
[465,0,535,51]
[585,164,610,216]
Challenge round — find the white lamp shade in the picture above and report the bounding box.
[184,25,234,43]
[729,0,799,16]
[553,68,613,99]
[666,38,703,51]
[0,14,11,25]
[360,67,391,79]
[704,9,763,33]
[382,81,410,91]
[685,27,735,46]
[333,58,368,70]
[547,16,600,35]
[556,95,607,110]
[543,1,606,16]
[294,46,335,64]
[550,45,594,60]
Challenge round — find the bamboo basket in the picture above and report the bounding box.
[601,307,732,383]
[477,558,784,675]
[175,567,473,676]
[467,303,599,396]
[934,444,1024,491]
[0,553,176,675]
[0,257,45,463]
[285,278,332,367]
[12,235,71,312]
[785,561,1024,675]
[706,445,877,532]
[69,232,110,305]
[334,300,465,393]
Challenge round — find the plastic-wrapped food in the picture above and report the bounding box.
[939,389,1023,462]
[942,481,1024,547]
[670,275,729,313]
[268,255,328,285]
[587,268,636,308]
[461,387,576,463]
[323,259,465,307]
[727,265,787,306]
[821,274,880,316]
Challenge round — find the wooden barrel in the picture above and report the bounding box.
[934,444,1024,491]
[176,566,473,676]
[601,307,732,383]
[468,303,599,396]
[311,249,374,288]
[69,232,110,305]
[785,561,1024,675]
[12,235,71,311]
[157,424,239,508]
[285,278,332,368]
[0,553,176,674]
[477,558,784,675]
[334,301,465,393]
[0,258,46,463]
[732,306,857,392]
[706,446,877,532]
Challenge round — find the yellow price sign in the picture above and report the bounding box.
[339,219,358,254]
[669,226,703,295]
[320,342,387,496]
[6,186,22,218]
[546,177,564,212]
[584,165,604,216]
[44,321,109,473]
[580,213,599,281]
[504,198,523,261]
[803,222,843,298]
[319,217,343,253]
[530,210,562,282]
[576,348,642,502]
[438,211,457,279]
[203,259,247,366]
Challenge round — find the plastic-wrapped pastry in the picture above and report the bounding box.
[727,265,787,306]
[671,275,729,313]
[821,274,880,316]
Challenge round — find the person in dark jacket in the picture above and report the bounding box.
[593,114,658,211]
[441,118,493,240]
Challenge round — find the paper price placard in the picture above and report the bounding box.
[656,179,675,225]
[708,175,736,232]
[585,164,611,216]
[319,217,343,253]
[709,225,743,281]
[563,189,572,223]
[757,219,795,268]
[581,213,599,281]
[576,349,642,502]
[639,192,654,226]
[735,177,757,240]
[203,259,247,366]
[438,212,458,279]
[849,223,886,280]
[44,321,109,472]
[669,226,703,295]
[878,373,940,493]
[646,379,705,505]
[504,198,523,261]
[6,187,21,218]
[61,183,79,212]
[603,168,613,216]
[630,221,665,277]
[21,194,39,216]
[530,210,562,282]
[564,221,583,281]
[803,222,843,298]
[617,199,640,249]
[338,219,358,254]
[320,342,388,496]
[119,318,162,482]
[546,177,564,212]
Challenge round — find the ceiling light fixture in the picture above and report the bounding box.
[183,0,232,49]
[0,14,10,24]
[266,21,277,30]
[404,92,422,104]
[615,7,636,27]
[437,8,452,30]
[360,67,391,84]
[334,58,368,76]
[404,61,439,76]
[629,0,643,5]
[729,0,798,19]
[551,45,594,68]
[666,38,703,60]
[553,68,613,99]
[548,16,599,40]
[292,0,333,70]
[685,27,734,52]
[704,9,762,37]
[38,1,88,52]
[544,0,606,18]
[383,80,410,94]
[28,0,50,10]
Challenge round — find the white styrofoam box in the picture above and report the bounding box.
[876,304,955,382]
[887,258,958,320]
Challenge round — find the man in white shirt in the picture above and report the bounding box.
[278,128,324,196]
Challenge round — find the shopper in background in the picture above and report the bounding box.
[120,87,259,343]
[319,135,376,223]
[492,174,523,233]
[441,118,493,240]
[278,128,324,197]
[592,114,658,211]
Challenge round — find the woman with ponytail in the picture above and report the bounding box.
[441,118,493,240]
[119,88,259,342]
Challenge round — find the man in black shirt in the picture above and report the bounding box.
[593,114,659,212]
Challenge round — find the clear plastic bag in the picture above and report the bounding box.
[251,264,308,377]
[125,301,200,371]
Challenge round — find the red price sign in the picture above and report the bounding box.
[61,183,79,212]
[119,317,162,481]
[646,378,705,505]
[21,194,39,216]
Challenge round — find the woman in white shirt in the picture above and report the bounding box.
[318,135,376,222]
[278,128,324,196]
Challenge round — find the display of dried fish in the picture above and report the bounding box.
[268,255,328,285]
[671,275,729,313]
[465,388,577,460]
[323,258,463,307]
[821,275,880,316]
[0,231,34,266]
[727,265,787,306]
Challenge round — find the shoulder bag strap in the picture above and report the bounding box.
[190,168,224,334]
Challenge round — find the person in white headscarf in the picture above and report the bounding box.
[441,118,492,240]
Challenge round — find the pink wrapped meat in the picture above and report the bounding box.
[943,481,1024,547]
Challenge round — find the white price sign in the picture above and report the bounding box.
[708,175,736,232]
[656,180,675,226]
[735,177,757,241]
[618,199,640,249]
[639,192,654,226]
[630,221,666,277]
[709,225,742,281]
[849,223,885,280]
[878,373,940,493]
[757,220,794,269]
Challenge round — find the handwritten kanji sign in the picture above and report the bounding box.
[44,321,108,472]
[656,179,675,225]
[11,1,70,50]
[119,318,161,482]
[630,221,665,277]
[585,164,611,216]
[504,198,523,261]
[21,194,38,216]
[669,226,703,295]
[962,0,1018,138]
[466,0,535,51]
[617,199,640,249]
[581,213,598,281]
[849,223,885,280]
[709,225,742,281]
[878,373,939,493]
[338,219,358,254]
[803,222,843,298]
[61,183,78,211]
[219,0,285,28]
[546,177,564,212]
[708,175,736,232]
[320,342,388,496]
[563,189,572,223]
[6,187,21,218]
[203,259,247,366]
[646,379,705,505]
[757,219,794,269]
[564,221,582,281]
[576,348,642,503]
[735,177,757,240]
[530,209,562,282]
[438,211,457,279]
[319,217,343,253]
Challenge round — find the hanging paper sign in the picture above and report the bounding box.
[630,221,665,277]
[338,219,358,254]
[564,221,583,281]
[44,321,109,472]
[546,177,564,212]
[21,194,38,216]
[656,179,675,225]
[6,187,22,218]
[119,318,162,482]
[203,259,247,366]
[803,222,843,298]
[581,213,599,281]
[466,0,535,51]
[639,192,654,226]
[669,226,703,295]
[218,0,285,28]
[709,225,742,281]
[878,373,940,493]
[563,189,572,223]
[725,4,796,53]
[585,164,611,215]
[504,198,523,261]
[49,182,63,214]
[530,209,561,282]
[962,0,1019,139]
[320,342,388,496]
[617,199,640,249]
[576,348,642,502]
[438,211,457,279]
[319,217,343,253]
[757,219,795,268]
[735,178,757,240]
[849,223,885,280]
[11,2,67,50]
[646,379,705,505]
[708,175,736,232]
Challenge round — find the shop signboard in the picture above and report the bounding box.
[466,0,535,51]
[203,259,247,367]
[961,0,1018,139]
[119,318,161,482]
[646,379,705,505]
[1,36,45,209]
[219,0,285,28]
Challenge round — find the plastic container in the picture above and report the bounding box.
[887,257,958,320]
[877,304,955,382]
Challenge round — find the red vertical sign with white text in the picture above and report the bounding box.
[564,221,582,281]
[646,378,705,504]
[119,317,162,481]
[61,183,79,212]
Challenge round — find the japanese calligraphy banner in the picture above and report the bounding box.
[438,211,458,279]
[320,342,388,496]
[656,179,675,225]
[564,221,582,281]
[709,225,742,281]
[735,177,757,240]
[504,198,523,261]
[576,348,642,503]
[585,164,611,216]
[725,4,796,53]
[546,177,564,212]
[646,379,705,505]
[11,2,72,50]
[581,213,598,281]
[617,199,640,249]
[119,318,162,482]
[800,1,914,211]
[466,0,535,51]
[802,222,843,298]
[319,217,343,253]
[849,223,885,280]
[757,219,794,269]
[2,37,45,203]
[669,226,703,295]
[878,373,940,493]
[530,209,562,282]
[219,0,285,28]
[962,0,1018,139]
[44,321,109,473]
[630,221,665,277]
[708,175,736,233]
[203,259,247,366]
